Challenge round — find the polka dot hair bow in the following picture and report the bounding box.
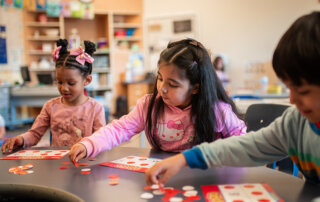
[52,46,62,62]
[70,46,94,65]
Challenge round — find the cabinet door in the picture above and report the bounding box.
[127,83,151,110]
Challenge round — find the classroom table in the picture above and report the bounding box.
[0,146,319,202]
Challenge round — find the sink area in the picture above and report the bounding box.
[0,183,84,202]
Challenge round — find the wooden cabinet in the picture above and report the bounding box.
[22,6,143,114]
[127,82,153,110]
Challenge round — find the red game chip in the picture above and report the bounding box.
[144,186,152,190]
[126,161,135,164]
[15,170,28,175]
[232,200,245,202]
[126,156,134,159]
[60,150,68,152]
[161,196,171,201]
[108,174,119,179]
[59,166,68,170]
[33,150,40,153]
[22,163,33,170]
[138,158,147,161]
[41,153,48,156]
[9,166,20,173]
[45,151,52,153]
[18,151,26,153]
[251,191,263,195]
[61,162,70,165]
[54,153,62,155]
[74,161,79,168]
[79,163,88,166]
[140,163,149,166]
[185,195,201,200]
[258,199,270,202]
[81,171,91,175]
[108,180,119,185]
[88,158,96,161]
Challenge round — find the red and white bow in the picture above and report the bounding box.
[70,46,94,65]
[52,46,62,62]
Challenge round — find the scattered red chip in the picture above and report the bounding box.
[144,186,152,190]
[61,162,70,165]
[81,171,91,175]
[74,161,79,168]
[89,158,96,161]
[79,163,88,166]
[15,170,28,175]
[161,196,171,201]
[59,166,68,170]
[185,195,201,200]
[108,174,119,179]
[108,181,119,185]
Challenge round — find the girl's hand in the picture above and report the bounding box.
[69,143,87,163]
[1,136,24,153]
[145,153,187,186]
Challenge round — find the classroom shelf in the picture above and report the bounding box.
[26,22,60,27]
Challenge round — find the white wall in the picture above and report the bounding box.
[144,0,320,93]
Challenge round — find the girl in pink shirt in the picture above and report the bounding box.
[1,39,105,153]
[69,39,246,162]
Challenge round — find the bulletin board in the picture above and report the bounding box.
[145,13,199,71]
[0,25,7,64]
[0,7,23,70]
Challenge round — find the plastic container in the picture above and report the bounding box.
[126,28,135,36]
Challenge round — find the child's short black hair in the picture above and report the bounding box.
[272,11,320,86]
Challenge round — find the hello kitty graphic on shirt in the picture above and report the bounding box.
[156,120,184,141]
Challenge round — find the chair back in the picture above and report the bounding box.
[245,103,289,132]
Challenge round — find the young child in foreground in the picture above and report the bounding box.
[69,38,246,162]
[1,39,105,153]
[146,11,320,185]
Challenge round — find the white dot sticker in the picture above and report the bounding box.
[169,197,183,202]
[182,185,194,191]
[140,192,154,199]
[183,190,198,197]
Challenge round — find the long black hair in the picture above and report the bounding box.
[272,11,320,86]
[146,38,241,149]
[55,39,96,77]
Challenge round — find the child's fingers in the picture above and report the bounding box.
[146,163,164,185]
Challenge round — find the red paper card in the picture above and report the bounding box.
[100,155,161,172]
[0,150,70,159]
[201,183,284,202]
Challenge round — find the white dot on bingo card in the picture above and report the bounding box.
[183,190,198,197]
[140,192,154,199]
[182,185,194,191]
[169,197,183,202]
[152,190,164,195]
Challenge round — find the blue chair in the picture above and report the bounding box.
[245,103,299,177]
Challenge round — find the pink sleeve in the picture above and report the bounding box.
[21,101,51,147]
[92,103,106,133]
[215,102,247,138]
[81,95,150,157]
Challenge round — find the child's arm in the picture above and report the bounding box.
[20,102,51,147]
[75,95,150,158]
[1,136,24,153]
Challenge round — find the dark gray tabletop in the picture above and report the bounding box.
[0,146,319,202]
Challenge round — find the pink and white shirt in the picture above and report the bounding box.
[81,94,246,157]
[21,97,105,147]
